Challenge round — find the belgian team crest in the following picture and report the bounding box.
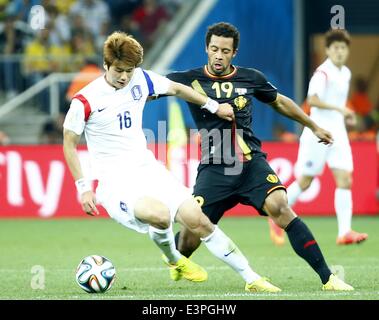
[234,96,248,110]
[266,174,279,183]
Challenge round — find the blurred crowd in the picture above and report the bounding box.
[0,0,183,144]
[348,77,379,142]
[0,0,182,101]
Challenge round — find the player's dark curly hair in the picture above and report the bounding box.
[325,29,350,47]
[206,22,240,51]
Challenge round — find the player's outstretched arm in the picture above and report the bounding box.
[63,129,99,216]
[308,94,357,127]
[308,94,352,115]
[269,93,334,145]
[166,80,234,121]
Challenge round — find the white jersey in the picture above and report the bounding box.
[63,68,192,233]
[295,59,353,175]
[307,58,351,133]
[63,68,170,179]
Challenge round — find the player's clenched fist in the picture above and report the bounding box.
[216,103,235,121]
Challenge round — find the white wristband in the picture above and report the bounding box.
[201,98,219,114]
[75,178,92,195]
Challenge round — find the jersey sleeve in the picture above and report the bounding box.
[307,69,327,98]
[143,69,171,95]
[166,71,190,86]
[251,70,278,103]
[63,99,86,135]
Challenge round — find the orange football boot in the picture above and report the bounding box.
[336,230,368,245]
[268,218,285,246]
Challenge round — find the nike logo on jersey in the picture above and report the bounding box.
[98,108,107,112]
[224,248,236,257]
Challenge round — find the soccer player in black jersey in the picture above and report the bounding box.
[164,22,353,291]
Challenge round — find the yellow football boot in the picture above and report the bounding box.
[322,274,354,291]
[245,277,282,293]
[162,255,208,282]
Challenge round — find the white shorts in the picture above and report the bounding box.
[95,152,192,233]
[295,127,353,177]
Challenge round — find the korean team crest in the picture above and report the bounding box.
[131,85,142,100]
[234,96,248,110]
[120,201,128,213]
[266,174,279,183]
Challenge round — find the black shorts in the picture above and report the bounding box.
[193,153,286,224]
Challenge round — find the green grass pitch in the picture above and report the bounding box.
[0,216,378,300]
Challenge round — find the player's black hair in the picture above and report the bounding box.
[206,22,240,51]
[325,29,350,47]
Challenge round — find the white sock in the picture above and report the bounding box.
[335,188,352,237]
[201,226,260,284]
[287,181,303,206]
[148,226,182,264]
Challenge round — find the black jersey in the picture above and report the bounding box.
[167,66,277,164]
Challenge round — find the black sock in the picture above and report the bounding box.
[174,231,180,250]
[285,217,332,284]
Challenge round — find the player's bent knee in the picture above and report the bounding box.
[193,214,214,237]
[150,212,171,229]
[275,203,296,228]
[185,210,213,235]
[278,203,294,218]
[264,190,286,213]
[150,204,171,229]
[134,197,171,229]
[264,190,296,227]
[177,200,214,237]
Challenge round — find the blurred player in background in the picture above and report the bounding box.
[284,29,368,245]
[63,31,282,293]
[165,22,353,291]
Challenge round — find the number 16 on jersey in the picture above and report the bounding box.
[117,111,132,129]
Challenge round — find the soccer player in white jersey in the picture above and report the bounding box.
[63,31,283,292]
[280,29,368,245]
